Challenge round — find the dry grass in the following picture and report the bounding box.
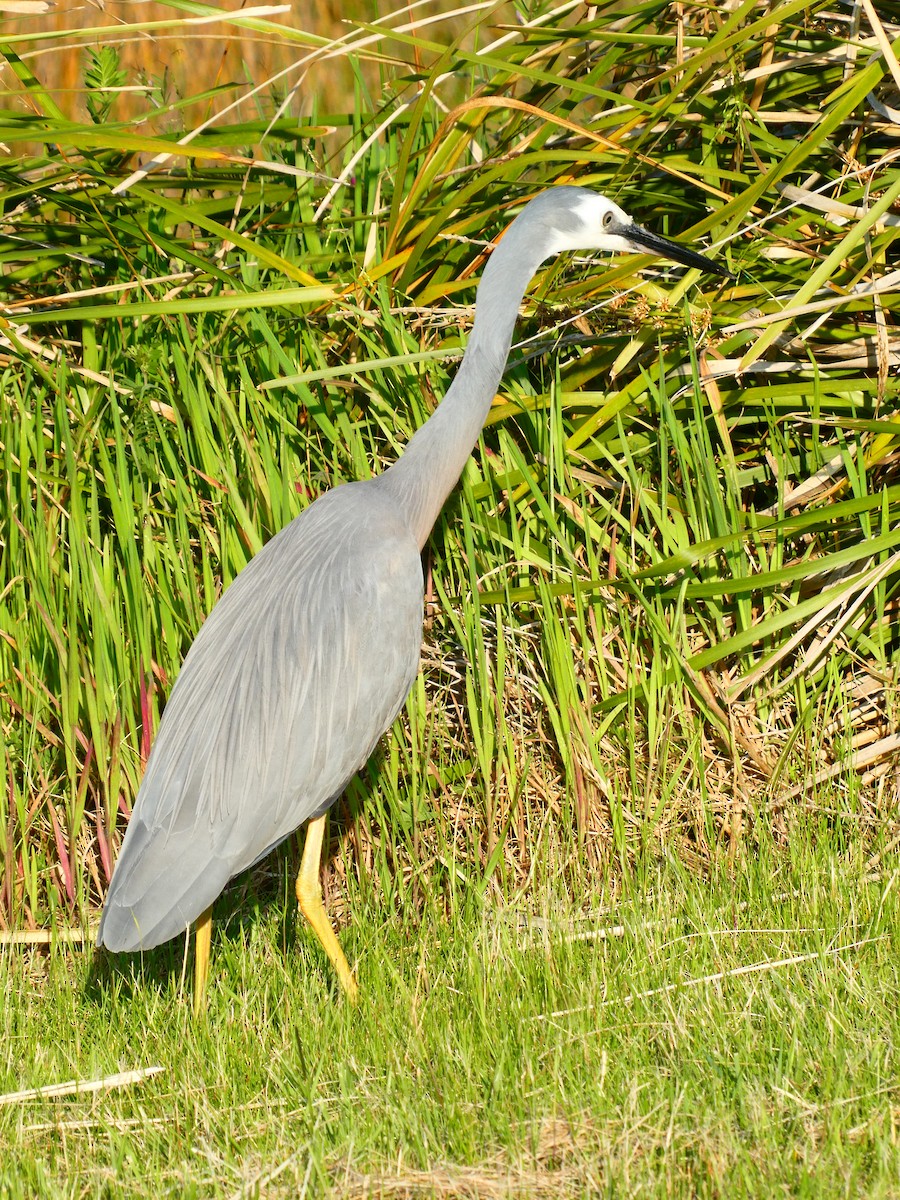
[4,0,517,121]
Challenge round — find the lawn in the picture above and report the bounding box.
[3,818,898,1197]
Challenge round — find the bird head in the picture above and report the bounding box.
[535,186,731,277]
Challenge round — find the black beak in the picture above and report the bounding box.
[618,221,732,278]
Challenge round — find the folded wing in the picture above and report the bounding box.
[97,481,423,951]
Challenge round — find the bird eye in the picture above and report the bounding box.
[602,211,614,228]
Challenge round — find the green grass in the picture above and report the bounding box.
[2,0,900,1192]
[2,818,898,1197]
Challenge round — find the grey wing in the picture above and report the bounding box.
[97,483,423,951]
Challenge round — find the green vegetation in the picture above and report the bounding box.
[2,829,899,1197]
[1,0,899,1193]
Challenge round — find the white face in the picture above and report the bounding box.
[561,192,638,254]
[521,185,725,276]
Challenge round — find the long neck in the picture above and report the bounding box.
[379,214,559,548]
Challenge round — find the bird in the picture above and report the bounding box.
[97,186,729,1008]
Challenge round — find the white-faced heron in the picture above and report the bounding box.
[97,187,728,1008]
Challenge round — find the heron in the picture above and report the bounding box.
[97,186,728,1008]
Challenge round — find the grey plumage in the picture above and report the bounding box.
[98,186,727,954]
[98,486,421,949]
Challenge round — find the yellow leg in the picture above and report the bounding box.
[193,906,212,1017]
[296,814,358,1001]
